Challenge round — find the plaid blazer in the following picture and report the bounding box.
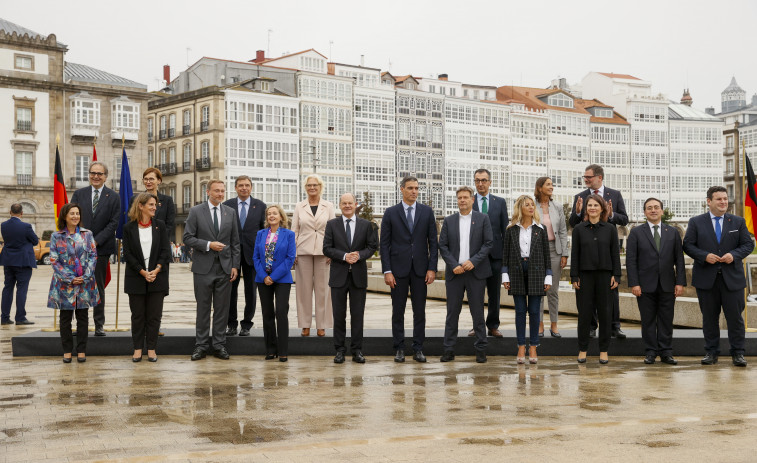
[502,223,551,296]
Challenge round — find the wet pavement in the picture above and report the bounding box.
[1,265,755,461]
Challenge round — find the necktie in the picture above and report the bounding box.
[346,218,352,248]
[482,196,488,214]
[213,207,219,235]
[92,189,100,214]
[653,225,661,251]
[593,189,599,196]
[406,206,414,233]
[714,216,722,243]
[239,201,247,228]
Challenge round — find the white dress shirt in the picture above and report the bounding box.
[502,222,552,285]
[237,197,249,220]
[403,201,416,224]
[342,215,356,261]
[205,200,222,251]
[457,211,472,264]
[647,221,662,237]
[709,212,725,234]
[476,194,490,213]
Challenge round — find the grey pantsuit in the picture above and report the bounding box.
[194,261,231,350]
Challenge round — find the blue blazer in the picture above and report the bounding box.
[253,227,296,284]
[683,213,754,291]
[0,217,39,268]
[380,202,439,278]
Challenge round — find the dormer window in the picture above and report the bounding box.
[547,93,574,108]
[595,108,613,118]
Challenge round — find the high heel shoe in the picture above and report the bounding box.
[77,356,86,363]
[517,346,526,364]
[265,354,278,360]
[529,347,538,364]
[148,356,158,362]
[550,329,562,338]
[132,357,142,362]
[599,353,609,365]
[63,355,72,364]
[577,352,587,364]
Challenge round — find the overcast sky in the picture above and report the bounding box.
[4,0,756,111]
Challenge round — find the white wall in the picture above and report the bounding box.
[0,48,49,75]
[0,87,50,180]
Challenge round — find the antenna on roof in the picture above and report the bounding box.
[267,29,273,56]
[329,40,334,59]
[388,59,392,71]
[186,47,191,67]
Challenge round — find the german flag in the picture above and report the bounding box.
[745,154,757,235]
[53,145,68,225]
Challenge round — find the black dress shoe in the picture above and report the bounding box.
[589,329,597,338]
[476,351,487,363]
[550,330,562,338]
[701,353,718,365]
[0,319,13,325]
[191,348,207,361]
[352,350,366,363]
[732,354,747,367]
[660,355,678,365]
[264,353,278,360]
[94,326,106,336]
[334,351,345,364]
[279,356,288,362]
[62,356,72,363]
[239,328,250,336]
[413,351,427,363]
[132,356,142,363]
[394,350,405,363]
[440,351,455,362]
[225,327,238,336]
[644,353,656,364]
[15,319,34,325]
[213,347,230,360]
[612,329,626,339]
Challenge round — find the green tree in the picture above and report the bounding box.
[358,191,374,221]
[563,203,572,232]
[661,208,674,224]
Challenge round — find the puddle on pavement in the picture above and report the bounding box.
[644,440,680,448]
[710,429,740,435]
[0,427,29,438]
[460,437,525,446]
[46,416,105,431]
[195,418,289,444]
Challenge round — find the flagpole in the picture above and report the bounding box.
[43,134,63,332]
[109,135,129,332]
[743,140,756,332]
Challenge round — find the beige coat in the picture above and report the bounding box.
[292,198,336,256]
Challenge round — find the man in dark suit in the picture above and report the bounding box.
[183,179,240,360]
[70,161,120,336]
[439,186,493,363]
[380,176,439,363]
[323,193,378,364]
[469,168,508,338]
[626,198,686,365]
[569,163,628,338]
[683,186,753,367]
[223,175,266,336]
[0,203,38,325]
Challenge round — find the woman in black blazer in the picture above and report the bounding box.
[502,195,552,364]
[570,194,621,364]
[122,192,171,362]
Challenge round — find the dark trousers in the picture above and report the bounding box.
[484,257,502,331]
[637,285,675,356]
[391,267,427,352]
[60,309,88,353]
[331,272,366,353]
[1,266,32,321]
[93,255,109,328]
[193,261,231,351]
[577,270,612,352]
[591,287,620,331]
[258,282,290,356]
[228,259,257,330]
[129,292,165,351]
[513,261,542,346]
[443,272,487,352]
[696,274,745,355]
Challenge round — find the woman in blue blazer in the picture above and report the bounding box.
[254,205,297,361]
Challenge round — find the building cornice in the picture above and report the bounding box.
[0,75,150,100]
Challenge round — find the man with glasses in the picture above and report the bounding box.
[71,161,121,336]
[569,164,628,338]
[468,168,508,338]
[626,198,686,365]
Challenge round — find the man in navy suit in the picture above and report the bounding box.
[70,161,120,336]
[569,164,628,338]
[683,186,754,367]
[223,176,266,336]
[0,203,38,325]
[469,168,508,338]
[626,198,686,365]
[380,176,439,363]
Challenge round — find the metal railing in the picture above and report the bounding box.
[196,157,211,171]
[16,120,32,131]
[200,121,209,132]
[17,174,32,185]
[183,202,191,212]
[183,125,190,135]
[168,128,175,138]
[183,161,192,172]
[159,129,166,140]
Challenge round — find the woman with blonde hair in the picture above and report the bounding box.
[502,195,552,364]
[292,174,335,336]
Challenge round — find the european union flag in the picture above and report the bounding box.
[116,147,133,239]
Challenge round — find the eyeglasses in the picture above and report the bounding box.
[473,179,490,184]
[89,172,105,177]
[582,175,597,180]
[143,177,158,182]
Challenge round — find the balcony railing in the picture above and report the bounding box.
[159,129,166,140]
[183,161,192,172]
[183,202,191,212]
[111,127,139,141]
[16,120,32,131]
[16,174,32,186]
[148,133,154,142]
[183,125,191,135]
[70,176,89,189]
[168,128,175,138]
[200,121,209,132]
[165,162,177,175]
[71,122,99,138]
[196,157,211,171]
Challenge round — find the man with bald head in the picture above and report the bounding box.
[323,193,378,363]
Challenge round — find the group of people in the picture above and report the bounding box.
[0,161,752,367]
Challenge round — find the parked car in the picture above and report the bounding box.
[34,240,51,265]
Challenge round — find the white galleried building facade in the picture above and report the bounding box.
[0,18,148,235]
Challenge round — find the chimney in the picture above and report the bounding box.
[163,65,170,83]
[705,107,715,115]
[438,73,448,81]
[752,93,757,107]
[360,55,365,67]
[254,50,265,63]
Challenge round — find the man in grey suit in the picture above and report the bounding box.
[183,179,240,360]
[439,186,494,363]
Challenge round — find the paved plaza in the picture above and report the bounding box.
[1,265,756,462]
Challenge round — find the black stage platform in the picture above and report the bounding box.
[11,329,757,357]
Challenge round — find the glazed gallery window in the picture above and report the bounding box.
[112,101,139,130]
[72,99,100,126]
